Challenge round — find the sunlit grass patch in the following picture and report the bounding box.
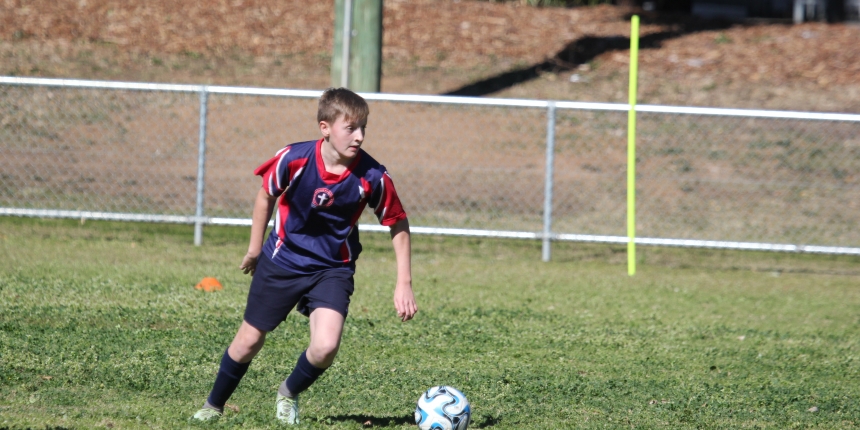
[1,217,858,428]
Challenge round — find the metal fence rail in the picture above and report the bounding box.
[2,76,859,257]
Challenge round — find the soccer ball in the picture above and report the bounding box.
[414,386,471,430]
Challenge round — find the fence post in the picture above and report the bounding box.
[331,0,354,88]
[542,102,557,262]
[194,87,209,246]
[340,0,353,88]
[627,15,640,276]
[349,0,383,92]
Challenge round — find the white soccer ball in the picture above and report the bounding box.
[414,385,471,430]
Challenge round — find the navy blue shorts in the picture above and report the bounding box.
[243,254,355,332]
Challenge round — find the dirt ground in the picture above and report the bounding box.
[2,0,860,112]
[2,1,859,248]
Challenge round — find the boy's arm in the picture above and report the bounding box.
[390,217,417,322]
[240,187,278,275]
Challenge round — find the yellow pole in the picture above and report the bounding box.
[627,15,640,276]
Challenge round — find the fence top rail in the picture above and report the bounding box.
[0,76,205,93]
[636,104,860,122]
[3,76,860,122]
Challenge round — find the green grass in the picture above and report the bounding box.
[1,217,859,429]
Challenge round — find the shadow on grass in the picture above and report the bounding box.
[321,414,414,427]
[0,427,73,430]
[443,13,739,97]
[320,414,502,428]
[472,414,503,428]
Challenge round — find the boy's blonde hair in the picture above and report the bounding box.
[317,87,369,125]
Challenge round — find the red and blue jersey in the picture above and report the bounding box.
[254,139,407,274]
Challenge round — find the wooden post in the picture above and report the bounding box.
[332,0,382,92]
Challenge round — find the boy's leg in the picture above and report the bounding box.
[307,307,346,368]
[228,320,268,363]
[280,308,345,396]
[203,321,267,412]
[276,308,345,424]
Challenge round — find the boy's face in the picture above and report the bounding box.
[320,115,366,160]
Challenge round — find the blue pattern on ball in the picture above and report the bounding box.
[415,386,471,430]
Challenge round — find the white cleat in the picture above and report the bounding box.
[275,393,299,425]
[191,407,222,422]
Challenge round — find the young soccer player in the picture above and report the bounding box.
[192,88,418,424]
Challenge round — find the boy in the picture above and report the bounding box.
[192,88,418,424]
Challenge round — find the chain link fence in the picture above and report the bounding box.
[1,84,200,214]
[635,112,859,247]
[2,77,859,257]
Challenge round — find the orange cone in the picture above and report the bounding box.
[195,277,223,292]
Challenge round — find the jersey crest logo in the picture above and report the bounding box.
[312,188,335,208]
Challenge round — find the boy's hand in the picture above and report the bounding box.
[242,188,276,276]
[394,281,417,322]
[239,252,260,275]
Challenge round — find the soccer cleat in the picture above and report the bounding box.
[275,393,299,424]
[191,407,223,422]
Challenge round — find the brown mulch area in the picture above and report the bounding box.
[1,1,636,59]
[1,1,860,110]
[0,0,331,55]
[2,1,858,248]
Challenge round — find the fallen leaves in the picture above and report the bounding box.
[3,1,860,93]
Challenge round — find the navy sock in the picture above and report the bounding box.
[206,349,251,408]
[285,350,327,396]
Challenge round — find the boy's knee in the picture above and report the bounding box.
[243,330,265,346]
[230,331,266,362]
[307,340,340,366]
[230,343,261,362]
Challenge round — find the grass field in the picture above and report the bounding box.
[1,216,859,429]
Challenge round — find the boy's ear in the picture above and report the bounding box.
[319,121,331,138]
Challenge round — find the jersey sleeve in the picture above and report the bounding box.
[253,146,305,197]
[368,168,407,226]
